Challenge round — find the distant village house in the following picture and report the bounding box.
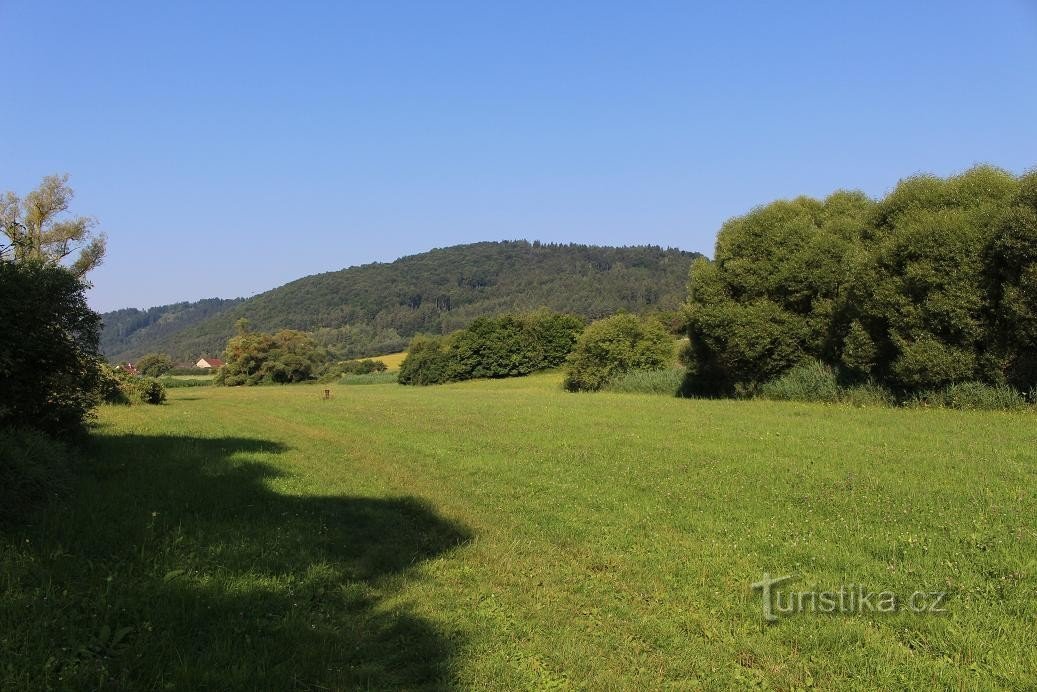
[195,357,225,369]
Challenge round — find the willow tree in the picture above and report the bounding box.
[0,174,106,276]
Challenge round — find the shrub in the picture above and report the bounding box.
[0,427,72,524]
[0,261,102,437]
[682,166,1037,399]
[758,360,841,403]
[168,366,210,376]
[399,311,584,386]
[99,364,167,404]
[218,329,328,385]
[319,358,388,382]
[157,376,213,389]
[564,314,674,392]
[398,336,457,386]
[136,353,174,377]
[604,368,686,396]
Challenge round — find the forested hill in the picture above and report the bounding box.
[101,298,244,362]
[101,241,700,363]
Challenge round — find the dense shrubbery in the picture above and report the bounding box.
[98,364,166,404]
[338,371,398,386]
[398,311,585,386]
[99,364,167,404]
[563,314,674,392]
[217,326,328,385]
[0,261,103,437]
[318,358,387,382]
[135,353,174,377]
[685,166,1037,402]
[168,366,210,375]
[158,376,213,389]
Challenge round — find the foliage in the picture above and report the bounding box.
[338,371,399,386]
[563,314,674,391]
[100,241,699,363]
[603,368,686,396]
[157,376,213,389]
[685,166,1037,398]
[135,353,174,377]
[398,311,584,386]
[99,364,167,404]
[397,336,458,386]
[100,298,244,361]
[0,174,106,276]
[0,260,102,437]
[0,427,72,524]
[318,358,387,382]
[217,328,328,386]
[167,366,213,376]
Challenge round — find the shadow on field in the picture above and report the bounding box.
[22,434,472,690]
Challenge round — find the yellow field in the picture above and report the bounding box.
[371,350,407,371]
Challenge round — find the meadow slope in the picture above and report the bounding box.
[2,375,1035,689]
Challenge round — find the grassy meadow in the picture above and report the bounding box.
[2,374,1036,689]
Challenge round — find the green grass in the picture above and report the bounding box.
[2,374,1036,689]
[336,371,399,386]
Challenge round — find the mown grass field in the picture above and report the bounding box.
[2,374,1036,689]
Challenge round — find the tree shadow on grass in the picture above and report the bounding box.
[9,434,472,690]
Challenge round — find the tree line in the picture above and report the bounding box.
[683,165,1037,401]
[100,241,698,364]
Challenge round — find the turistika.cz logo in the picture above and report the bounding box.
[751,573,949,622]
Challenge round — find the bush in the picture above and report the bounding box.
[397,336,456,386]
[564,314,674,392]
[218,329,328,385]
[398,311,584,386]
[758,360,841,403]
[157,376,213,388]
[99,364,167,404]
[604,368,686,396]
[0,261,102,437]
[683,166,1037,399]
[168,366,210,376]
[913,382,1028,411]
[0,427,72,524]
[136,353,174,377]
[319,358,388,382]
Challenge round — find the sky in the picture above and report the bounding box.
[2,1,1036,312]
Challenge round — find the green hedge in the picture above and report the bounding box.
[399,311,584,386]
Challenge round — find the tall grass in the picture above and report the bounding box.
[338,371,398,385]
[758,360,841,403]
[910,382,1028,411]
[758,360,1033,411]
[603,368,685,396]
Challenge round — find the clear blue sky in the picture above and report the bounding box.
[2,1,1035,312]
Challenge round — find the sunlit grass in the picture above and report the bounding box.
[371,351,408,372]
[2,373,1035,689]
